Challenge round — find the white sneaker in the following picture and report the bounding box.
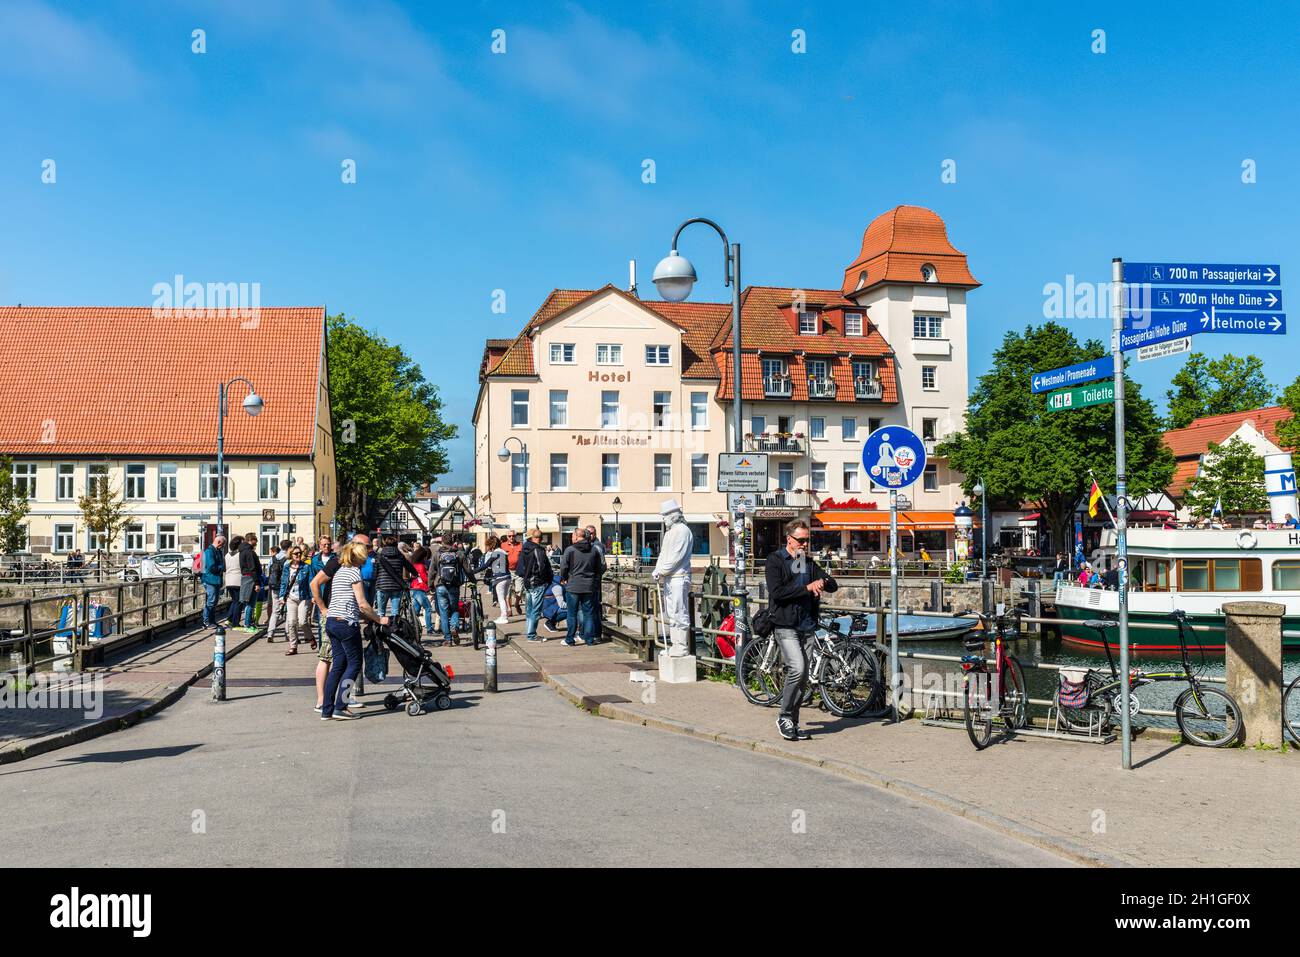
[495,616,508,625]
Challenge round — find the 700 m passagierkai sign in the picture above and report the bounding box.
[1044,382,1115,413]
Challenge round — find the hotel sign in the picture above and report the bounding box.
[717,453,769,492]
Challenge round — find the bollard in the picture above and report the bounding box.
[868,580,882,609]
[212,625,226,701]
[484,619,498,692]
[1025,579,1041,633]
[1222,601,1283,748]
[929,580,942,613]
[981,578,995,617]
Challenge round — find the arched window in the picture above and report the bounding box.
[921,263,937,283]
[855,269,868,290]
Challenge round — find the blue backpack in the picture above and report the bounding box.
[360,554,376,584]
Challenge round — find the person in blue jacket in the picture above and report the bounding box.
[200,535,227,628]
[278,545,314,653]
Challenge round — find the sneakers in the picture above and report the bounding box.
[313,705,323,713]
[563,639,576,647]
[494,615,508,626]
[331,709,360,721]
[776,716,804,741]
[541,620,557,634]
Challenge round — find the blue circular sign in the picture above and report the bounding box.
[861,426,927,491]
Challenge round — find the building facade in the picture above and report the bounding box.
[474,205,978,562]
[0,306,338,557]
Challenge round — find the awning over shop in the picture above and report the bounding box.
[812,510,963,531]
[504,514,559,532]
[1018,512,1042,527]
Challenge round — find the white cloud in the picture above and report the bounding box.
[0,0,144,95]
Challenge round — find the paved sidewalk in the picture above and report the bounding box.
[504,619,1300,867]
[0,623,265,764]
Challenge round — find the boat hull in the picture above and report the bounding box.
[1054,603,1300,654]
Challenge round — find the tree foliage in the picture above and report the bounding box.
[1182,437,1269,520]
[327,313,457,531]
[1164,352,1275,430]
[937,322,1174,552]
[1276,373,1300,450]
[77,474,133,556]
[0,456,32,554]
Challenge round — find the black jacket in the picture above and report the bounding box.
[559,540,605,594]
[518,540,554,588]
[238,541,261,578]
[764,546,837,630]
[375,545,417,592]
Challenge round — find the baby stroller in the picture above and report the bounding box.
[373,612,454,717]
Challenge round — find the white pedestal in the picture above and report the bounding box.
[657,652,698,683]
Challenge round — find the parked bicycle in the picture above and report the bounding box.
[960,606,1029,750]
[737,612,888,719]
[1055,610,1242,747]
[1284,673,1300,747]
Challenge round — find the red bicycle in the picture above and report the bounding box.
[960,607,1029,749]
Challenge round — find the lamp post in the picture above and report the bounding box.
[612,496,622,565]
[213,376,263,703]
[654,217,747,681]
[497,437,528,534]
[972,479,988,582]
[286,469,296,540]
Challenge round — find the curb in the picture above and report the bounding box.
[0,626,266,766]
[510,640,1130,869]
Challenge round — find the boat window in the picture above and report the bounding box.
[1179,560,1210,591]
[1214,560,1241,591]
[1274,560,1300,591]
[1142,559,1170,592]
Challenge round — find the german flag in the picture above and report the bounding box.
[1088,479,1103,519]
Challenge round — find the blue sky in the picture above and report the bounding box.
[4,0,1299,484]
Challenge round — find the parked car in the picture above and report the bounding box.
[117,551,187,582]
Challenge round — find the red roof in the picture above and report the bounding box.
[1163,406,1296,495]
[841,205,979,294]
[0,306,326,456]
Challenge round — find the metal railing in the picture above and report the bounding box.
[1,574,212,677]
[763,374,793,397]
[745,434,804,454]
[854,377,883,400]
[0,557,145,585]
[807,376,837,399]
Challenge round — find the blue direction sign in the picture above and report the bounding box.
[1196,309,1286,336]
[862,426,926,491]
[1127,286,1281,316]
[1119,310,1196,351]
[1122,262,1280,286]
[1031,356,1114,394]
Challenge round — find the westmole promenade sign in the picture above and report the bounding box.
[1030,356,1114,394]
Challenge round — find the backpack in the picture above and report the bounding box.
[360,554,375,584]
[268,553,286,590]
[750,605,775,639]
[437,550,463,588]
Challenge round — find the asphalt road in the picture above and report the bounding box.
[0,660,1069,867]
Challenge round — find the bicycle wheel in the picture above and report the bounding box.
[738,636,784,707]
[1001,655,1029,730]
[820,640,882,718]
[1055,684,1112,734]
[471,592,482,651]
[963,670,993,750]
[1285,675,1300,747]
[1176,686,1241,747]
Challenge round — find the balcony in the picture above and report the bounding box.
[755,490,815,511]
[807,376,837,399]
[854,377,884,400]
[746,434,805,455]
[764,374,793,397]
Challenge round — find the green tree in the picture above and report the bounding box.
[1182,437,1268,521]
[1164,352,1275,429]
[327,313,457,530]
[1275,373,1300,450]
[0,456,32,554]
[937,322,1174,553]
[77,472,132,558]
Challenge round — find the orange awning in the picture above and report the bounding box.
[813,510,963,531]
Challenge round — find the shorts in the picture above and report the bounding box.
[510,574,525,597]
[317,629,332,662]
[239,576,255,603]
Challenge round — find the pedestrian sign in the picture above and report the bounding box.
[1044,382,1115,413]
[861,426,926,490]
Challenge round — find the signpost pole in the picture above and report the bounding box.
[1112,257,1132,770]
[889,488,900,722]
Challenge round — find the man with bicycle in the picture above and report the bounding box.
[765,519,838,741]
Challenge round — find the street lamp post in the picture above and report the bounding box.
[213,376,263,702]
[973,478,988,582]
[497,437,528,534]
[612,496,622,566]
[286,469,296,540]
[653,217,747,680]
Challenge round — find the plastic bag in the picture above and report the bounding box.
[364,634,389,683]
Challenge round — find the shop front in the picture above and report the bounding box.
[810,509,971,560]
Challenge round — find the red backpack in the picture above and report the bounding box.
[716,613,737,659]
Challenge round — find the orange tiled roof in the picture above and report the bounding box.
[712,286,897,403]
[1163,405,1296,495]
[841,205,979,294]
[484,286,730,379]
[0,306,325,456]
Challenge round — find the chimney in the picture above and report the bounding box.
[628,259,638,298]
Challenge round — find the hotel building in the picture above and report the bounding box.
[474,205,978,561]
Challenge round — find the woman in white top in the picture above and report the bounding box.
[321,541,388,720]
[475,535,512,625]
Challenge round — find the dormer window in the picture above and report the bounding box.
[798,310,819,335]
[845,312,863,336]
[921,263,937,283]
[856,270,868,290]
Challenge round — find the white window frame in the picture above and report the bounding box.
[54,523,75,553]
[810,462,827,492]
[549,453,568,491]
[596,343,623,365]
[798,311,819,335]
[691,453,708,491]
[12,462,36,498]
[923,464,939,493]
[645,344,671,365]
[86,463,109,497]
[601,391,620,429]
[260,524,278,556]
[845,312,863,336]
[124,463,146,501]
[690,391,708,430]
[922,366,938,390]
[842,417,857,441]
[549,390,568,428]
[843,462,860,492]
[752,414,767,436]
[761,358,786,379]
[87,528,107,552]
[157,522,178,551]
[549,342,576,364]
[777,463,795,491]
[807,359,828,380]
[258,463,280,501]
[56,462,75,500]
[511,389,530,428]
[810,416,825,440]
[158,462,178,500]
[653,453,672,492]
[510,452,530,492]
[913,315,944,339]
[653,391,671,429]
[200,463,229,500]
[125,522,146,553]
[852,360,875,381]
[601,453,620,491]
